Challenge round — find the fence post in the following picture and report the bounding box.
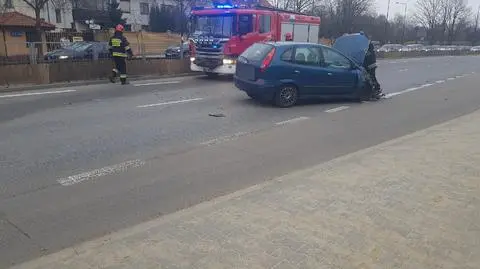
[28,42,37,64]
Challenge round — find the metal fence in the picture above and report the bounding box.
[0,40,188,65]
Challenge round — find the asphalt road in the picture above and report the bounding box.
[1,55,480,268]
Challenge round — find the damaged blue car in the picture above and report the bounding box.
[234,33,373,107]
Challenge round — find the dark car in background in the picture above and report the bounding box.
[234,37,369,107]
[164,42,190,59]
[44,42,110,62]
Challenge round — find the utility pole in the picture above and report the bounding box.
[384,0,391,44]
[396,1,408,44]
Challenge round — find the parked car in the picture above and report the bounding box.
[401,44,424,51]
[377,44,404,52]
[164,42,190,59]
[234,34,371,107]
[44,41,110,62]
[471,46,480,52]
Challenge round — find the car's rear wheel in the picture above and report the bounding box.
[274,84,298,108]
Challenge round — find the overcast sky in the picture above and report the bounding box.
[375,0,480,17]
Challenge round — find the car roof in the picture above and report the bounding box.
[264,41,329,48]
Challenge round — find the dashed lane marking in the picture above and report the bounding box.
[275,116,310,125]
[133,81,181,87]
[137,98,203,108]
[0,89,76,99]
[58,159,145,186]
[325,106,349,113]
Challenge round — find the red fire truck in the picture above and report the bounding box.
[189,3,321,77]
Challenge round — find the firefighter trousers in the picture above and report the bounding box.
[111,57,127,84]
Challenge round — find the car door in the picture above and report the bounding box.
[289,45,330,96]
[320,47,358,94]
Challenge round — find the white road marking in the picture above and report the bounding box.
[57,159,145,186]
[0,89,76,99]
[435,80,445,84]
[137,98,203,108]
[275,116,310,125]
[200,132,249,146]
[384,82,440,98]
[325,106,349,113]
[133,81,181,87]
[447,77,455,81]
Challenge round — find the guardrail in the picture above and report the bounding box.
[1,42,479,66]
[377,50,480,59]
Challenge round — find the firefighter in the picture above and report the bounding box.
[285,32,293,41]
[109,24,133,85]
[361,31,383,100]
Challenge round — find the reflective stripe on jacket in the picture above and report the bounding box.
[109,32,132,58]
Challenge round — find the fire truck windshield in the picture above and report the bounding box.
[194,15,234,38]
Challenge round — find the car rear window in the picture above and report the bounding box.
[240,43,273,61]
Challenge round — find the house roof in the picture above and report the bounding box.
[0,11,55,29]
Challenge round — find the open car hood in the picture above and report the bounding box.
[333,34,369,66]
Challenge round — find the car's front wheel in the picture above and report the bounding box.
[274,84,298,108]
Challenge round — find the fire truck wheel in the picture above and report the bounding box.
[205,72,219,79]
[274,84,298,108]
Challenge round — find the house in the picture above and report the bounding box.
[120,0,176,32]
[2,0,74,30]
[0,11,55,57]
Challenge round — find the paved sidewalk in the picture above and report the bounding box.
[11,110,480,269]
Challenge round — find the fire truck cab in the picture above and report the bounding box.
[189,4,321,76]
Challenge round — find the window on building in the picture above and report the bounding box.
[55,9,62,23]
[259,15,271,33]
[140,3,149,15]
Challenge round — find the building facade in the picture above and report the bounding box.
[1,0,74,30]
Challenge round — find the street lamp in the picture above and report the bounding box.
[396,1,408,44]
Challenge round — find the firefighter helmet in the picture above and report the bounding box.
[115,24,125,32]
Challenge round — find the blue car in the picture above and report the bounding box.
[234,35,370,107]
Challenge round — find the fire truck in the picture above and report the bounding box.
[189,2,321,77]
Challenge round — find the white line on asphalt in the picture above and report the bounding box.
[133,81,181,87]
[325,106,349,113]
[57,159,145,186]
[447,77,455,81]
[0,89,76,99]
[384,87,420,98]
[137,98,203,108]
[275,116,310,125]
[200,132,249,146]
[435,80,445,84]
[421,83,434,87]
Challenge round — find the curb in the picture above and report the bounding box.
[0,73,198,93]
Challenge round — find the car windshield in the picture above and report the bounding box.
[64,42,92,51]
[194,15,234,38]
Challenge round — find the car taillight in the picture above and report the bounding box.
[260,48,276,72]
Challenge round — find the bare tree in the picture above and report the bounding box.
[21,0,51,35]
[321,0,374,33]
[414,0,442,43]
[444,0,470,43]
